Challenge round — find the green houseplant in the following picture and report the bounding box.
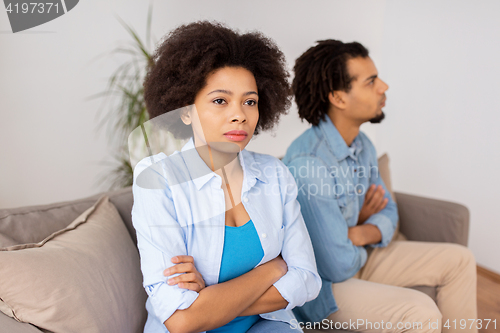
[87,4,181,190]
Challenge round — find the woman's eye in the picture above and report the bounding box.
[245,100,257,106]
[213,98,226,105]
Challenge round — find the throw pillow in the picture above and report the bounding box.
[0,195,147,333]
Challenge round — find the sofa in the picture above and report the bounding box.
[0,154,470,333]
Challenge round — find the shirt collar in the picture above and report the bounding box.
[180,137,268,191]
[318,115,363,162]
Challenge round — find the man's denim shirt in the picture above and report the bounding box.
[282,115,398,323]
[131,136,321,332]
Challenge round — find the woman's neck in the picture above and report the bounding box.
[194,141,243,179]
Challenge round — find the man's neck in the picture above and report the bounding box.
[327,110,360,147]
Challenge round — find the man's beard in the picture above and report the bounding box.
[369,111,385,124]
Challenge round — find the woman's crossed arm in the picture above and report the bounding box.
[164,255,288,333]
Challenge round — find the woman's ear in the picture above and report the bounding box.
[180,109,192,125]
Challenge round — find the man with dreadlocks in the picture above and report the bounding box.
[282,40,478,333]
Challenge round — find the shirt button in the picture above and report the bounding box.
[261,233,267,238]
[243,197,249,203]
[358,188,362,194]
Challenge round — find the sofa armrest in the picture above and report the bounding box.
[394,192,469,246]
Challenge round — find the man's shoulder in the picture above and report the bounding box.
[282,126,321,163]
[357,130,374,145]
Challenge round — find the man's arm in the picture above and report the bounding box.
[286,156,368,283]
[357,184,388,225]
[348,223,382,246]
[349,184,387,246]
[359,143,399,248]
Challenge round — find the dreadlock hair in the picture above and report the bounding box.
[292,40,369,126]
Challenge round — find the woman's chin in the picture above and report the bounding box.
[208,141,243,153]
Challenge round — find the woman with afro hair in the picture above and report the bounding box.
[131,21,321,333]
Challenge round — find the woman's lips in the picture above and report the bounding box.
[224,130,248,142]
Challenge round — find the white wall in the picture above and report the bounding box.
[0,0,385,206]
[1,0,498,273]
[377,0,500,273]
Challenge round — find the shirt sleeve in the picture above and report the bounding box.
[131,156,199,326]
[271,160,322,311]
[362,142,399,248]
[285,156,368,283]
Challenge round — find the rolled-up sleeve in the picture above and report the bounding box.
[364,209,396,248]
[272,161,322,311]
[363,144,399,248]
[131,156,199,326]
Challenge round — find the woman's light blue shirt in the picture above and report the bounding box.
[131,136,321,333]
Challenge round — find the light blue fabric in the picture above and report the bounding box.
[207,220,264,333]
[132,136,320,333]
[282,115,398,323]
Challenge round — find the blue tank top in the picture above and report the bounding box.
[207,219,264,333]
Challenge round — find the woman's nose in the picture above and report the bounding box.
[230,105,246,123]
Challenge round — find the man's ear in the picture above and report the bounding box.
[180,109,192,125]
[328,91,347,110]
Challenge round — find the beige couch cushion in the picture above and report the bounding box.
[0,186,135,248]
[0,196,147,333]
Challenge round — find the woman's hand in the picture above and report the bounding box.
[164,255,206,292]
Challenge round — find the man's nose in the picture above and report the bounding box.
[379,79,389,93]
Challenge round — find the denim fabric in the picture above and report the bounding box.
[132,136,320,333]
[282,115,398,323]
[247,317,302,333]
